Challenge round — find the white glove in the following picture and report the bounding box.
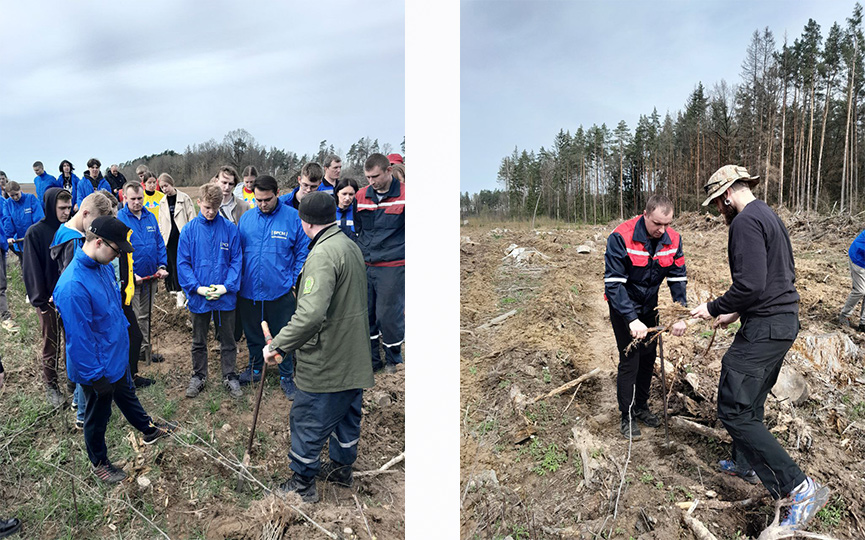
[206,285,227,300]
[197,286,211,297]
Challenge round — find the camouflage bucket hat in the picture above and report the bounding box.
[701,165,760,207]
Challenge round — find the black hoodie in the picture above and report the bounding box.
[23,187,64,309]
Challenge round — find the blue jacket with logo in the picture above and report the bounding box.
[238,202,307,301]
[177,213,243,313]
[117,206,167,277]
[54,248,130,385]
[34,172,61,203]
[5,193,44,252]
[75,172,111,208]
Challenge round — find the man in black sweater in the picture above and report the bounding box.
[691,165,829,532]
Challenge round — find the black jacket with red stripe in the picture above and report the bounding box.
[604,215,687,322]
[355,178,405,266]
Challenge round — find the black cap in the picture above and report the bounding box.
[298,191,336,225]
[89,216,135,253]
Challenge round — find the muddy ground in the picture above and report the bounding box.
[460,211,865,540]
[0,278,405,540]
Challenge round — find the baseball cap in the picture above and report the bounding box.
[387,153,404,165]
[88,216,135,253]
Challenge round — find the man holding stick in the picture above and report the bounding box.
[604,194,687,440]
[690,165,829,531]
[263,192,373,503]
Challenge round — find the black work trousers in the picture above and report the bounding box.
[717,311,806,499]
[610,306,658,417]
[124,304,143,376]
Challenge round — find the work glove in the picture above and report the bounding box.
[205,285,227,301]
[197,286,212,298]
[91,376,114,397]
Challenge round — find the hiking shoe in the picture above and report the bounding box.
[185,376,205,398]
[0,516,21,538]
[278,474,319,503]
[93,462,127,484]
[238,367,262,386]
[780,477,831,530]
[74,419,84,430]
[317,461,354,487]
[142,421,178,445]
[280,376,296,401]
[839,313,853,327]
[46,386,65,409]
[150,353,165,363]
[620,417,642,440]
[223,376,242,399]
[383,364,397,374]
[717,459,759,485]
[633,407,661,428]
[133,375,154,389]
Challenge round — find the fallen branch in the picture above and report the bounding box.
[527,367,601,404]
[676,497,763,510]
[476,309,518,330]
[681,501,720,540]
[353,494,374,540]
[670,416,731,443]
[355,452,404,477]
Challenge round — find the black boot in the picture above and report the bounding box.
[278,474,319,503]
[620,416,642,440]
[0,517,21,538]
[317,460,354,487]
[633,407,661,428]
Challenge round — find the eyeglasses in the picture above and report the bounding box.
[103,240,121,257]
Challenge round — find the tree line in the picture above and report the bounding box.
[118,129,405,189]
[462,4,865,223]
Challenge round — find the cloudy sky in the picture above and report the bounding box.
[0,0,404,183]
[461,0,860,195]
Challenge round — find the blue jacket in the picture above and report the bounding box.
[238,201,307,301]
[279,183,333,208]
[58,173,80,207]
[117,206,167,277]
[54,248,130,385]
[5,193,44,252]
[177,213,243,313]
[34,172,60,203]
[0,199,8,253]
[850,229,865,268]
[336,202,357,238]
[75,172,111,208]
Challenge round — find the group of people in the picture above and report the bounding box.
[0,151,405,506]
[604,164,832,532]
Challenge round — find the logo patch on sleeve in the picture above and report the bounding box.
[303,276,315,294]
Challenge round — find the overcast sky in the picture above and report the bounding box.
[461,0,860,195]
[0,0,404,184]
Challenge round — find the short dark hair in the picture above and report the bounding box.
[242,165,258,178]
[141,171,156,181]
[364,153,390,172]
[87,158,101,169]
[323,154,342,168]
[59,160,75,173]
[33,161,43,168]
[333,177,359,197]
[253,175,279,195]
[123,182,143,194]
[56,190,72,204]
[7,181,20,192]
[300,162,323,184]
[218,165,240,186]
[645,194,673,216]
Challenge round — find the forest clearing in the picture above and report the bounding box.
[0,265,405,539]
[460,211,865,540]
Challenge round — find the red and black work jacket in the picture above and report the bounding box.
[355,178,405,266]
[603,215,687,322]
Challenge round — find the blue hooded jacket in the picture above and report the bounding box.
[5,193,44,252]
[117,206,167,277]
[75,172,111,208]
[54,248,130,385]
[177,213,243,313]
[238,201,307,301]
[34,172,61,203]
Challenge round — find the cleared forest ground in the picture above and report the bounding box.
[0,265,405,539]
[460,211,865,540]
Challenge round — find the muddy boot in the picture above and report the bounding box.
[620,416,642,440]
[278,474,319,503]
[317,460,354,487]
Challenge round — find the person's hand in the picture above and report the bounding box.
[263,346,282,365]
[197,286,211,298]
[629,319,648,339]
[134,274,143,285]
[671,320,687,337]
[715,312,740,329]
[690,303,712,321]
[6,239,12,246]
[91,376,114,397]
[155,268,169,279]
[206,285,227,300]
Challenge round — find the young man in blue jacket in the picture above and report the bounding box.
[32,161,60,205]
[0,197,12,329]
[177,184,243,399]
[279,163,324,209]
[4,181,44,256]
[118,182,168,364]
[237,175,307,398]
[54,216,176,484]
[75,158,112,211]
